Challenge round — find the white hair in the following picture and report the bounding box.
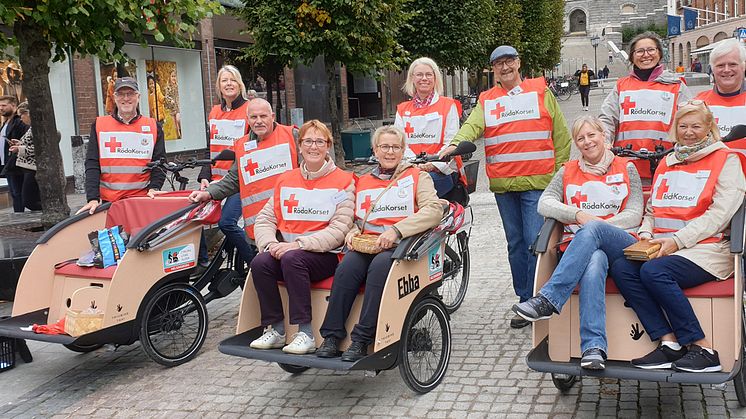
[402,57,444,97]
[710,38,746,67]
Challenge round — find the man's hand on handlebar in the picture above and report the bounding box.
[188,190,212,203]
[438,144,457,160]
[200,179,210,190]
[76,199,100,215]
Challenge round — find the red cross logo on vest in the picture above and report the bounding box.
[210,124,219,139]
[655,178,670,200]
[105,137,122,153]
[244,159,259,176]
[284,194,299,214]
[490,102,506,119]
[404,121,414,138]
[621,96,637,115]
[570,190,588,207]
[360,194,373,213]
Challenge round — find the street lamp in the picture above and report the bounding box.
[591,36,601,74]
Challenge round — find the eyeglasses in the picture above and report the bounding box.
[414,72,435,80]
[377,144,403,153]
[678,99,709,109]
[300,138,329,148]
[632,47,659,57]
[114,91,138,98]
[492,57,516,68]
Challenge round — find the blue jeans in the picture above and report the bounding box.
[219,193,257,265]
[494,190,545,302]
[539,221,636,353]
[611,255,715,345]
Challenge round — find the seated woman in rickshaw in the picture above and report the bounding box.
[248,120,355,354]
[316,125,444,361]
[512,115,644,370]
[611,100,746,373]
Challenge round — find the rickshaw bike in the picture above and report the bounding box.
[525,125,746,406]
[0,157,246,367]
[218,141,476,394]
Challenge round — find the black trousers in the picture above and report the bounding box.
[320,249,396,344]
[5,168,40,212]
[579,85,591,107]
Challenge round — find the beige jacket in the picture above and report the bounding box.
[253,157,355,253]
[345,162,446,243]
[638,142,746,279]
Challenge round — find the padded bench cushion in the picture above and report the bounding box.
[572,277,734,298]
[54,263,117,280]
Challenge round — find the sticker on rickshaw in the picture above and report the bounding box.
[162,244,196,273]
[428,246,443,282]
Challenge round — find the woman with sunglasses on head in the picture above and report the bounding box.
[248,120,355,354]
[317,125,444,362]
[611,101,746,373]
[599,31,692,180]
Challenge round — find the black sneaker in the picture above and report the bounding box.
[341,341,367,362]
[672,345,722,373]
[512,295,556,322]
[316,337,341,358]
[631,344,687,369]
[509,314,530,329]
[580,348,607,370]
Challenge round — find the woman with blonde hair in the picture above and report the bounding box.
[611,100,746,373]
[512,115,643,370]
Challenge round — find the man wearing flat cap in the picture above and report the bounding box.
[443,45,571,329]
[78,76,166,214]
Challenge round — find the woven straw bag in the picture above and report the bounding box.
[350,172,406,254]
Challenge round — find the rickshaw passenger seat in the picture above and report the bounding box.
[571,276,734,298]
[278,276,365,294]
[104,197,195,237]
[55,263,117,280]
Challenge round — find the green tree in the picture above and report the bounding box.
[517,0,564,75]
[238,0,410,166]
[0,0,223,226]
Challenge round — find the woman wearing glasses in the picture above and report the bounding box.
[248,120,355,354]
[317,125,444,361]
[394,57,464,198]
[611,101,746,373]
[599,32,692,180]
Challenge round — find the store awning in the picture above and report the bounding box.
[690,38,731,56]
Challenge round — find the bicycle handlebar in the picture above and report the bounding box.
[144,157,212,173]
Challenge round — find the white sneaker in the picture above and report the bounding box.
[250,328,286,349]
[282,331,316,354]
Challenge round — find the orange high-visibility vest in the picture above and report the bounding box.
[355,167,420,235]
[480,77,555,180]
[95,115,158,202]
[650,149,731,243]
[235,124,298,239]
[208,102,250,180]
[696,89,746,156]
[396,96,467,185]
[561,157,631,239]
[614,77,681,178]
[273,167,354,244]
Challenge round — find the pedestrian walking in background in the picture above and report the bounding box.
[0,94,29,212]
[575,64,595,111]
[7,102,41,211]
[675,62,686,73]
[602,65,610,79]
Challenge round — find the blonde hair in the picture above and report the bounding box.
[371,125,406,149]
[298,119,332,146]
[670,101,721,143]
[571,115,606,140]
[215,65,247,101]
[402,57,444,97]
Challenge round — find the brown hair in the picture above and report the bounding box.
[0,95,19,106]
[16,101,29,115]
[298,119,332,146]
[628,31,664,64]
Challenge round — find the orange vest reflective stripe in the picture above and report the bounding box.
[396,96,467,185]
[96,115,158,202]
[235,124,298,239]
[615,77,681,178]
[480,77,555,179]
[695,89,746,156]
[651,149,731,243]
[355,167,420,235]
[208,102,250,181]
[274,167,353,244]
[561,157,631,241]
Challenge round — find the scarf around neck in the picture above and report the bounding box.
[578,149,615,176]
[674,134,717,162]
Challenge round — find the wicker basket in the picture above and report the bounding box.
[64,309,104,337]
[350,233,382,254]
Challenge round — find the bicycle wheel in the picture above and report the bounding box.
[557,87,572,101]
[438,231,470,314]
[64,343,104,353]
[399,298,451,393]
[139,283,208,367]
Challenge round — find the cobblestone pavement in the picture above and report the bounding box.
[3,83,746,418]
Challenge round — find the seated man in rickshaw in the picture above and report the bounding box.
[316,126,444,361]
[512,115,643,370]
[247,120,355,354]
[611,100,746,373]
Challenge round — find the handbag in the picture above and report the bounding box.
[349,171,408,254]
